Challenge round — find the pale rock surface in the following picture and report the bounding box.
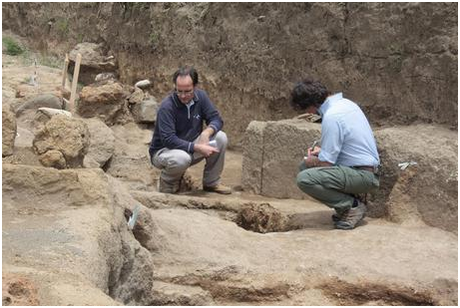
[242,119,321,199]
[131,97,159,124]
[134,79,152,89]
[2,103,17,157]
[371,124,458,233]
[32,107,71,133]
[81,117,115,168]
[106,123,159,191]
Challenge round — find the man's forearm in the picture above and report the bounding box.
[202,126,215,138]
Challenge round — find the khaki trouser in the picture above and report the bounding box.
[151,131,227,189]
[296,163,380,212]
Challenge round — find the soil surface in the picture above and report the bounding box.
[2,23,458,307]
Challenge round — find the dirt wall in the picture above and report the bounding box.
[2,2,457,147]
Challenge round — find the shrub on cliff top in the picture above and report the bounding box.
[2,37,24,56]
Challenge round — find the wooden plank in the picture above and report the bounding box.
[68,53,82,113]
[61,53,69,88]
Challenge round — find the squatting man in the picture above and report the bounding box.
[149,66,232,195]
[290,78,380,230]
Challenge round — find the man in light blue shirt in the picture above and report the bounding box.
[291,78,380,230]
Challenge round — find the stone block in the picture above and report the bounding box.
[242,120,457,233]
[241,121,267,194]
[262,120,321,199]
[242,119,321,199]
[370,124,457,232]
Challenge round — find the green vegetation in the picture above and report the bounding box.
[38,54,62,69]
[149,31,159,46]
[2,37,24,55]
[77,33,84,43]
[56,19,69,37]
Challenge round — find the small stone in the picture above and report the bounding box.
[135,79,152,89]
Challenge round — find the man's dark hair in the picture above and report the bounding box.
[290,78,329,110]
[173,66,199,86]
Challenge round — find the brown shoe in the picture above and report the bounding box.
[157,176,180,194]
[334,201,367,230]
[203,184,232,195]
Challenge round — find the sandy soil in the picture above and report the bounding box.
[2,33,457,306]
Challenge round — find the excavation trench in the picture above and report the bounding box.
[109,203,445,306]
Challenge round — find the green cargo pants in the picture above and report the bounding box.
[296,162,380,213]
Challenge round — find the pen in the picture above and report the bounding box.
[310,140,318,151]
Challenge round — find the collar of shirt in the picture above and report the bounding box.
[185,100,195,108]
[319,92,343,117]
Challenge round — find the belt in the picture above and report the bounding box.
[353,165,378,174]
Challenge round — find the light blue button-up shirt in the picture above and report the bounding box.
[317,93,380,167]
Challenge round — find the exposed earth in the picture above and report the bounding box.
[2,4,458,306]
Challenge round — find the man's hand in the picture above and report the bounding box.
[194,143,219,158]
[307,146,321,157]
[304,147,332,168]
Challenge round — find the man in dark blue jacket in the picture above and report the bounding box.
[149,66,232,194]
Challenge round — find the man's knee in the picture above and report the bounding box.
[214,131,228,149]
[163,151,192,172]
[296,169,316,192]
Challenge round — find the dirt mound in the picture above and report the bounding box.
[236,202,289,233]
[2,273,40,306]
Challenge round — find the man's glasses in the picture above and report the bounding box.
[175,89,194,96]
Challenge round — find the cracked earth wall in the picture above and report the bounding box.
[2,2,457,147]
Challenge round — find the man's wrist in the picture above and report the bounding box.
[203,127,215,137]
[305,156,319,168]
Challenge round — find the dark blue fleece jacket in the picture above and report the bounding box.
[149,89,223,158]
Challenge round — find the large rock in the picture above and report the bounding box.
[68,42,118,85]
[16,94,63,116]
[242,119,321,199]
[32,114,90,168]
[370,124,458,233]
[2,104,17,157]
[127,87,145,105]
[131,97,159,124]
[77,82,132,126]
[81,118,115,168]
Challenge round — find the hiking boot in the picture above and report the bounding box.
[203,183,232,195]
[332,210,347,222]
[157,176,179,194]
[334,201,367,230]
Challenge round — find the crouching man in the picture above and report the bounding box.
[149,66,232,195]
[290,78,380,229]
